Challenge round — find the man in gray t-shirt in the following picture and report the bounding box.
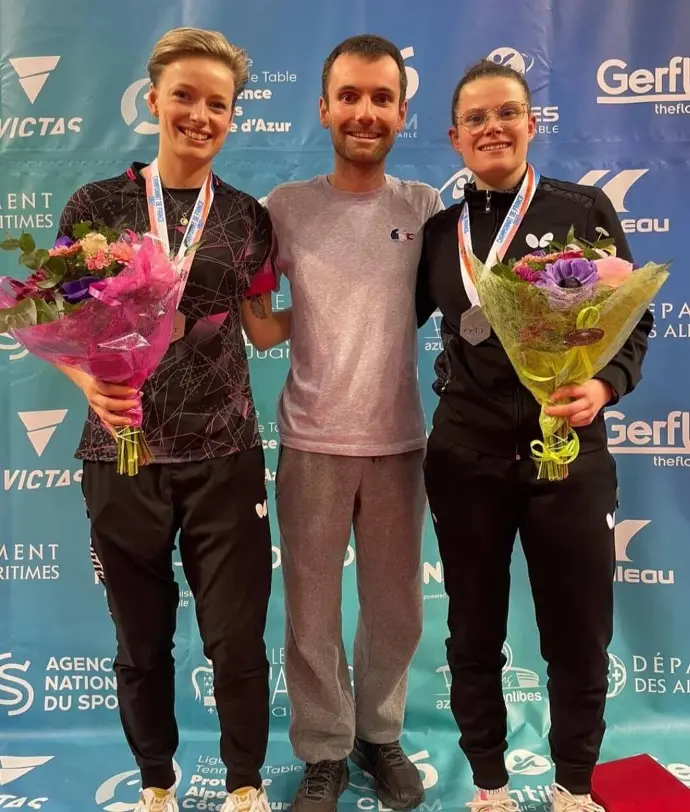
[266,35,442,812]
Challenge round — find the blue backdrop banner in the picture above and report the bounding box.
[1,1,689,810]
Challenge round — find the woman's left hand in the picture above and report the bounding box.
[544,379,614,427]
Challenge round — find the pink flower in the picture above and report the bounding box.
[110,242,136,264]
[48,242,81,257]
[594,256,633,289]
[85,250,111,272]
[514,264,542,283]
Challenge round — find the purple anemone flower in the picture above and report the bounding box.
[53,235,74,249]
[535,258,599,291]
[60,276,101,304]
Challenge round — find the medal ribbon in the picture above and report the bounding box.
[457,163,540,306]
[145,157,214,307]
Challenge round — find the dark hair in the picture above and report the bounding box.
[451,59,531,126]
[321,34,407,105]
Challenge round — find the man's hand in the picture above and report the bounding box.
[544,379,614,427]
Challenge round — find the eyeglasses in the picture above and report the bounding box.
[457,101,529,134]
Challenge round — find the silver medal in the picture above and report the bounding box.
[460,305,491,346]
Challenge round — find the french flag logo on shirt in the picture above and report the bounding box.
[390,228,415,241]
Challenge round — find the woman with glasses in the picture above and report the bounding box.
[416,60,652,812]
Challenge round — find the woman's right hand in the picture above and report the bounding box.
[77,374,140,436]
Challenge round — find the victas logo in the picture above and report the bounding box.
[596,56,690,116]
[3,56,82,138]
[9,57,59,103]
[605,409,690,467]
[120,78,157,135]
[5,407,82,489]
[95,762,182,812]
[614,519,674,586]
[0,333,28,361]
[0,653,34,717]
[506,749,552,776]
[0,755,52,786]
[18,409,67,457]
[578,168,669,234]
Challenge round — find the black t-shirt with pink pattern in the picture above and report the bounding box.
[57,162,275,463]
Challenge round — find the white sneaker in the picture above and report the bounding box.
[466,786,520,811]
[135,787,178,811]
[551,783,605,812]
[221,786,271,812]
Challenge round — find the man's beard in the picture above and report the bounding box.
[331,130,395,166]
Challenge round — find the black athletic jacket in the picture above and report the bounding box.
[416,174,654,458]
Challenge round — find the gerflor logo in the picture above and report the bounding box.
[0,756,53,785]
[596,57,690,115]
[605,410,690,467]
[578,168,669,234]
[18,410,67,456]
[9,57,59,103]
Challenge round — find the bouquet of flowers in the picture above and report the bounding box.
[0,222,182,475]
[471,227,670,481]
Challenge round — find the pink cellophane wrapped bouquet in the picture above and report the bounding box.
[0,221,182,475]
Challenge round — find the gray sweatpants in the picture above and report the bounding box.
[276,447,425,763]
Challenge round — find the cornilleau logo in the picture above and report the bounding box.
[0,756,53,786]
[487,47,535,75]
[578,169,648,213]
[614,519,674,586]
[9,56,60,103]
[615,519,651,563]
[121,77,158,135]
[18,410,67,456]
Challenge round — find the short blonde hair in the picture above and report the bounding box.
[148,27,249,101]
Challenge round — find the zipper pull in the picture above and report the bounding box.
[485,190,491,213]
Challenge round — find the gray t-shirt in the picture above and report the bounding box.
[266,174,443,456]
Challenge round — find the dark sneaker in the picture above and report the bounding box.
[350,739,425,810]
[290,759,349,812]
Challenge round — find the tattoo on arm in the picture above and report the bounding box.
[249,295,268,319]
